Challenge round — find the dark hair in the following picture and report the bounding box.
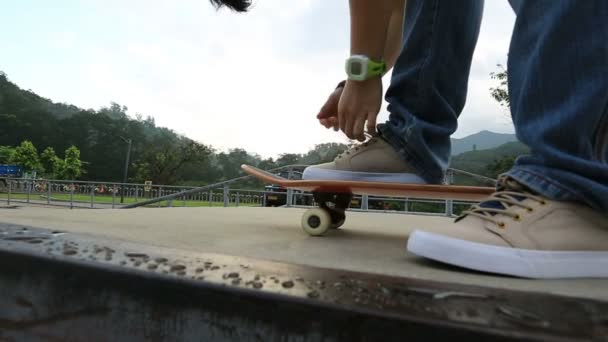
[209,0,252,12]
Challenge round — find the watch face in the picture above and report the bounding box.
[350,61,363,75]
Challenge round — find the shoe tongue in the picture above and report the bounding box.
[478,194,527,214]
[478,200,506,211]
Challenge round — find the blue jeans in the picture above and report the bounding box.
[378,0,608,211]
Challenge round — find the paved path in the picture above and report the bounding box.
[1,205,606,301]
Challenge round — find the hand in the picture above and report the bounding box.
[316,83,344,131]
[338,78,382,141]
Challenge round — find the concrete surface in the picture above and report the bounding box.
[1,205,606,301]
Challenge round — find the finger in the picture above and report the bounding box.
[338,106,346,134]
[328,117,339,131]
[353,115,366,142]
[345,112,355,140]
[317,89,341,119]
[319,118,330,128]
[366,112,377,136]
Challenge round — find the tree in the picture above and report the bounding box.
[98,102,128,120]
[257,158,277,171]
[216,148,258,181]
[40,147,62,177]
[276,153,302,167]
[58,146,84,180]
[490,64,510,109]
[0,146,14,163]
[134,137,212,184]
[9,141,43,173]
[300,142,348,165]
[485,155,517,179]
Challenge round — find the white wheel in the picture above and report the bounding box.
[301,208,332,236]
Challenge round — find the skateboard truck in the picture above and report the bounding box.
[301,192,353,236]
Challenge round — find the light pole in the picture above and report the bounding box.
[119,136,132,204]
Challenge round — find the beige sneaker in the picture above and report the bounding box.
[302,137,427,183]
[407,178,608,278]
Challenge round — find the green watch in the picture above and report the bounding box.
[345,55,386,81]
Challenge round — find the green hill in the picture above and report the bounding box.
[450,130,518,155]
[450,141,529,184]
[0,72,81,120]
[0,72,346,185]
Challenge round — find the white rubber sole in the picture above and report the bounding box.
[406,230,608,279]
[302,167,426,184]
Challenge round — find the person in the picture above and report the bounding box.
[211,0,608,278]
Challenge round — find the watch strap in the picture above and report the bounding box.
[367,58,386,77]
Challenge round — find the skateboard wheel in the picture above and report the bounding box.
[301,208,331,236]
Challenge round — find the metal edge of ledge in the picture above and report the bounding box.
[0,223,606,341]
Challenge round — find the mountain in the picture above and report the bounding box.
[450,130,518,155]
[0,72,81,120]
[449,141,529,185]
[450,141,529,173]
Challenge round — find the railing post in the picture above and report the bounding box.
[91,185,95,208]
[47,181,51,204]
[285,167,294,207]
[362,194,369,211]
[445,170,454,217]
[70,186,74,209]
[112,187,116,209]
[158,186,163,208]
[7,179,11,205]
[404,198,409,213]
[209,190,213,207]
[26,178,31,203]
[135,185,139,202]
[223,185,229,207]
[236,192,240,207]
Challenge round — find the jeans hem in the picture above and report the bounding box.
[503,166,587,204]
[378,123,445,184]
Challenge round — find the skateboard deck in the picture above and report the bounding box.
[242,164,494,201]
[242,164,495,236]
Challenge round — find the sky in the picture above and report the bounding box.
[0,0,516,159]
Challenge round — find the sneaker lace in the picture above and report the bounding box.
[336,133,377,160]
[458,179,547,229]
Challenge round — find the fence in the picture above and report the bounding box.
[0,166,494,217]
[0,178,269,209]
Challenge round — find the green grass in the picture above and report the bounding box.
[0,192,259,208]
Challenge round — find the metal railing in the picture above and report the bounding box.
[0,178,267,209]
[0,165,494,217]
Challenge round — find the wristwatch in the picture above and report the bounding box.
[345,55,386,81]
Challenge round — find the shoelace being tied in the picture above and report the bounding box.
[336,134,377,160]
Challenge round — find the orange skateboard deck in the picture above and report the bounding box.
[242,164,494,201]
[242,164,495,236]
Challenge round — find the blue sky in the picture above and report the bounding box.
[0,0,516,158]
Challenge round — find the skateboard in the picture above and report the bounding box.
[242,164,495,236]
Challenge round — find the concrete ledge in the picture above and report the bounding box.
[0,224,606,341]
[0,206,606,301]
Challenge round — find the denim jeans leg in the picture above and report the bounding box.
[379,0,484,184]
[505,0,608,211]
